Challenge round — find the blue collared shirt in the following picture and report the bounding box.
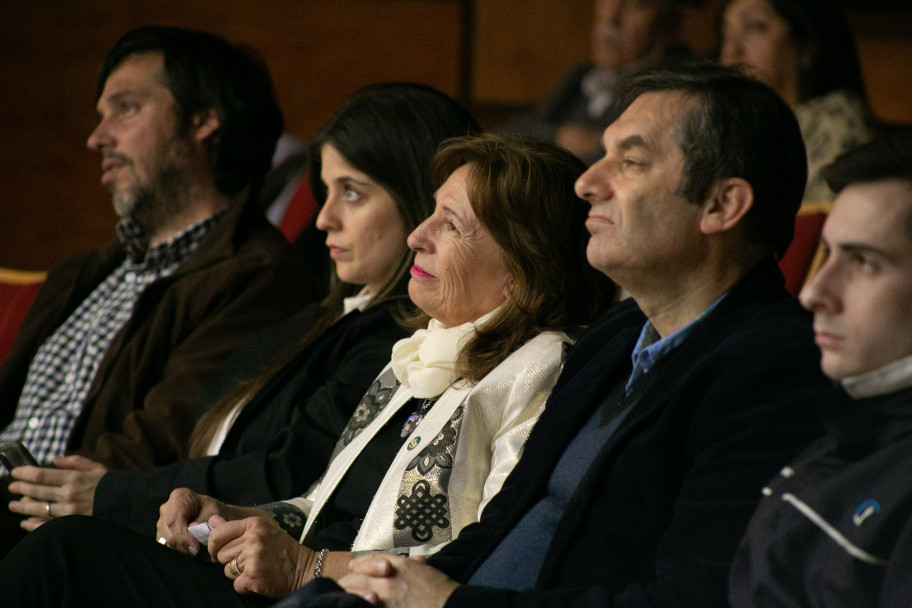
[626,293,728,394]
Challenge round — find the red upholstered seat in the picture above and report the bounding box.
[0,268,46,364]
[278,174,319,242]
[778,202,832,297]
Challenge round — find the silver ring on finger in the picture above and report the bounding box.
[45,502,54,519]
[228,557,242,577]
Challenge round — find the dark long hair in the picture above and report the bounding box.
[188,84,479,456]
[767,0,866,103]
[720,0,867,104]
[307,83,480,311]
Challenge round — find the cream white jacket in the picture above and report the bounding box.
[284,331,569,556]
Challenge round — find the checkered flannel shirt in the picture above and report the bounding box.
[0,213,221,472]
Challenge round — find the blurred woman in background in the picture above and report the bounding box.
[720,0,876,201]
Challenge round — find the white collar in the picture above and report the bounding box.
[840,353,912,399]
[342,287,373,315]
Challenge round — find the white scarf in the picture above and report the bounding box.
[390,309,498,399]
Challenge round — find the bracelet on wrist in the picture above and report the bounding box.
[313,548,329,579]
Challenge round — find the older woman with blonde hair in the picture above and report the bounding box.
[0,135,615,607]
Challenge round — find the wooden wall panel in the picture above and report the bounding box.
[2,0,911,272]
[0,0,464,270]
[857,38,912,127]
[472,0,592,103]
[849,10,912,127]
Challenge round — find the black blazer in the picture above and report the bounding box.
[432,259,843,608]
[93,299,408,534]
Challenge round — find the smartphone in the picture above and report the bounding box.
[0,441,39,472]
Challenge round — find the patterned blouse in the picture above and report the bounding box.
[795,89,875,203]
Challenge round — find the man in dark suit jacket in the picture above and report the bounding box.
[305,63,844,608]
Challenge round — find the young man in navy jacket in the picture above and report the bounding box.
[730,133,912,607]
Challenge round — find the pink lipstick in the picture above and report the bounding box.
[411,264,435,279]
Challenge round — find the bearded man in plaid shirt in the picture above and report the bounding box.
[0,26,320,555]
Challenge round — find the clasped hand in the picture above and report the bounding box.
[339,553,459,608]
[156,488,315,598]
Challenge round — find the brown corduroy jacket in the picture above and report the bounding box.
[0,201,320,469]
